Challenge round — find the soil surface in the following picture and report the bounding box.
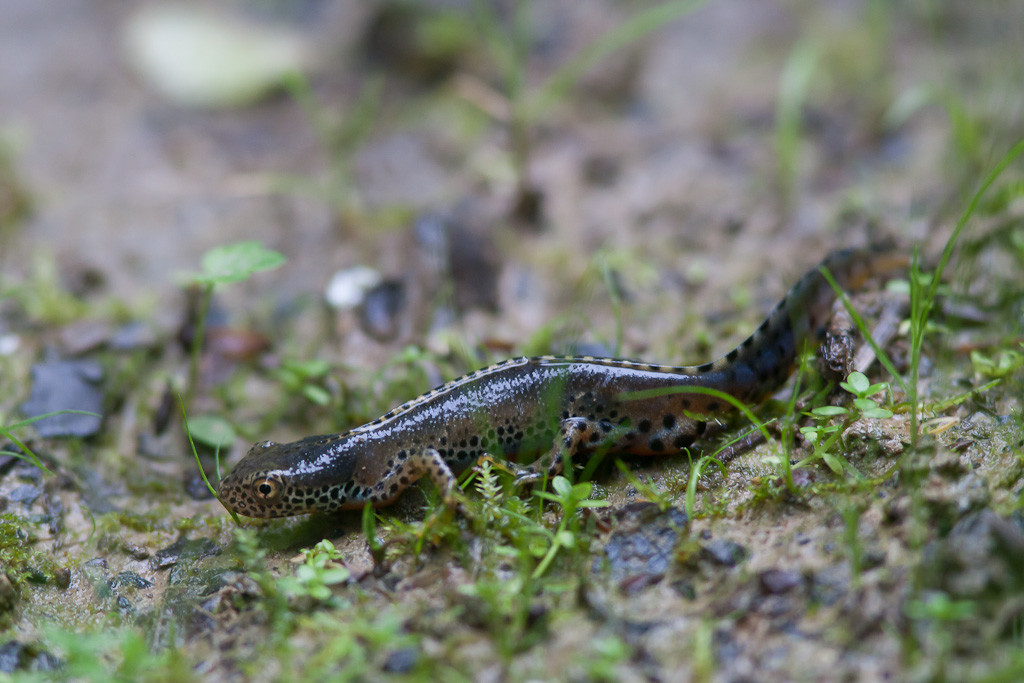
[2,1,1023,681]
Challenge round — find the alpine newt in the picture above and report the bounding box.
[217,246,905,518]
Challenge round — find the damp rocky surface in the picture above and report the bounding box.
[1,1,1023,680]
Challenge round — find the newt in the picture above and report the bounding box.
[217,246,905,518]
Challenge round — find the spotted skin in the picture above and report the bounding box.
[217,247,906,518]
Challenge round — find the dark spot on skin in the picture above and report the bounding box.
[625,431,637,441]
[638,419,652,433]
[674,434,695,449]
[469,435,479,447]
[589,432,601,443]
[725,349,739,362]
[662,414,675,429]
[698,363,714,373]
[649,438,665,452]
[707,401,720,412]
[680,398,691,410]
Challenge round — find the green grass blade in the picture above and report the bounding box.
[177,393,240,525]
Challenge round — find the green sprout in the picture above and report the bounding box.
[277,540,350,606]
[184,240,286,409]
[178,393,240,524]
[531,475,607,578]
[275,358,333,406]
[797,371,892,476]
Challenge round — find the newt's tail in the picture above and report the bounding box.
[700,245,907,403]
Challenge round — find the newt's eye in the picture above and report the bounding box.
[252,475,282,503]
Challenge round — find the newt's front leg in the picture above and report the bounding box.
[379,447,459,506]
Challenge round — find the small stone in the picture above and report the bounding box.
[758,568,803,595]
[20,360,104,438]
[358,281,406,341]
[325,266,382,310]
[57,320,111,355]
[52,567,72,591]
[155,536,220,569]
[383,647,419,674]
[701,538,747,567]
[7,485,42,506]
[109,321,159,350]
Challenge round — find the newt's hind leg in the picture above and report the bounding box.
[512,417,599,487]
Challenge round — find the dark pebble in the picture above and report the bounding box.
[701,538,748,567]
[109,571,154,590]
[358,281,406,341]
[448,223,500,311]
[0,640,61,674]
[52,567,71,591]
[383,647,419,674]
[155,536,220,569]
[108,321,158,350]
[8,484,42,505]
[20,360,104,438]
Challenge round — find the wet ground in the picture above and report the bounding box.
[2,1,1024,680]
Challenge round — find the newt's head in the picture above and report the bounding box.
[216,435,362,518]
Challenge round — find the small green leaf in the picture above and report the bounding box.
[570,481,593,499]
[842,372,870,396]
[287,358,331,379]
[861,407,894,419]
[187,414,236,448]
[194,241,286,285]
[301,385,331,406]
[865,383,889,397]
[822,451,843,474]
[852,397,879,413]
[812,406,849,417]
[800,426,820,443]
[551,476,572,496]
[905,592,976,621]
